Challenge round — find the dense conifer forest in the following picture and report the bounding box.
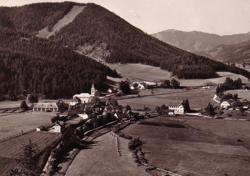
[0,28,118,99]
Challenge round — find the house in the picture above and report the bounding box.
[73,83,97,103]
[33,102,59,112]
[169,104,185,115]
[48,124,61,133]
[220,101,231,109]
[130,82,146,90]
[168,110,175,116]
[143,81,157,88]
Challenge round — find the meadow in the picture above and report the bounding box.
[118,87,216,110]
[108,63,249,87]
[122,116,250,176]
[0,112,55,140]
[66,132,147,176]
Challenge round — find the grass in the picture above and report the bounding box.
[0,131,59,159]
[66,133,147,176]
[0,112,56,140]
[108,63,249,87]
[118,87,215,110]
[226,89,250,100]
[0,101,21,109]
[0,131,59,176]
[122,116,250,176]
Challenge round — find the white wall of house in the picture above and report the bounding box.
[220,101,231,109]
[169,105,185,114]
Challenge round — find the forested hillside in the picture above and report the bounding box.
[0,28,118,99]
[0,2,250,80]
[0,2,76,33]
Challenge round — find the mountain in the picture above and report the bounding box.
[152,29,250,62]
[209,41,250,64]
[0,2,250,81]
[0,28,118,99]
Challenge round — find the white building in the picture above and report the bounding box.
[73,83,97,103]
[169,104,185,115]
[220,101,231,109]
[48,124,61,133]
[33,102,59,112]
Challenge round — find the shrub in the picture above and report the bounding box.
[128,137,143,150]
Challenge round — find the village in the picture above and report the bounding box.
[0,76,250,176]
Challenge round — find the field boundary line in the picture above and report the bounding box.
[0,129,35,143]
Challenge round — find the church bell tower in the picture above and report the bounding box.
[91,83,96,96]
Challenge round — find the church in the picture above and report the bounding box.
[72,83,98,104]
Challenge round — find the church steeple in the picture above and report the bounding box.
[91,82,96,96]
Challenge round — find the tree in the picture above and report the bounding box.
[125,105,132,112]
[20,101,29,111]
[182,99,191,112]
[170,78,180,89]
[205,103,216,116]
[128,137,143,150]
[8,139,38,176]
[27,94,38,104]
[119,81,130,94]
[57,100,69,112]
[161,80,170,88]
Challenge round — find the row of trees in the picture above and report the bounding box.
[216,77,243,95]
[161,78,180,89]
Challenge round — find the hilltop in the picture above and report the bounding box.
[0,2,250,79]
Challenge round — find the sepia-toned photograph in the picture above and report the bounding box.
[0,0,250,175]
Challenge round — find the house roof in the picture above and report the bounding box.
[73,93,91,98]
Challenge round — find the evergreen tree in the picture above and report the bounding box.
[205,103,216,116]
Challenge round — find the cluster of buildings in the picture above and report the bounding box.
[130,81,157,90]
[220,100,249,111]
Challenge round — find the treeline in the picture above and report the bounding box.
[216,77,243,94]
[0,29,119,99]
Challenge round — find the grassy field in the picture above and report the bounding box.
[66,132,147,176]
[0,131,59,176]
[0,101,21,109]
[108,63,249,86]
[0,131,59,159]
[0,112,55,140]
[108,63,172,82]
[118,87,215,110]
[122,116,250,176]
[226,89,250,100]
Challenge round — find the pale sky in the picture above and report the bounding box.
[1,0,250,35]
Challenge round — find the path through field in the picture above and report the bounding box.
[66,132,147,176]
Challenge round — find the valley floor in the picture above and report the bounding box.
[66,132,147,176]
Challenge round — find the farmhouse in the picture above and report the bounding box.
[220,101,231,109]
[73,83,97,103]
[169,104,185,115]
[33,102,59,112]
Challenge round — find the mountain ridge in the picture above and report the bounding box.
[152,29,250,63]
[0,2,250,81]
